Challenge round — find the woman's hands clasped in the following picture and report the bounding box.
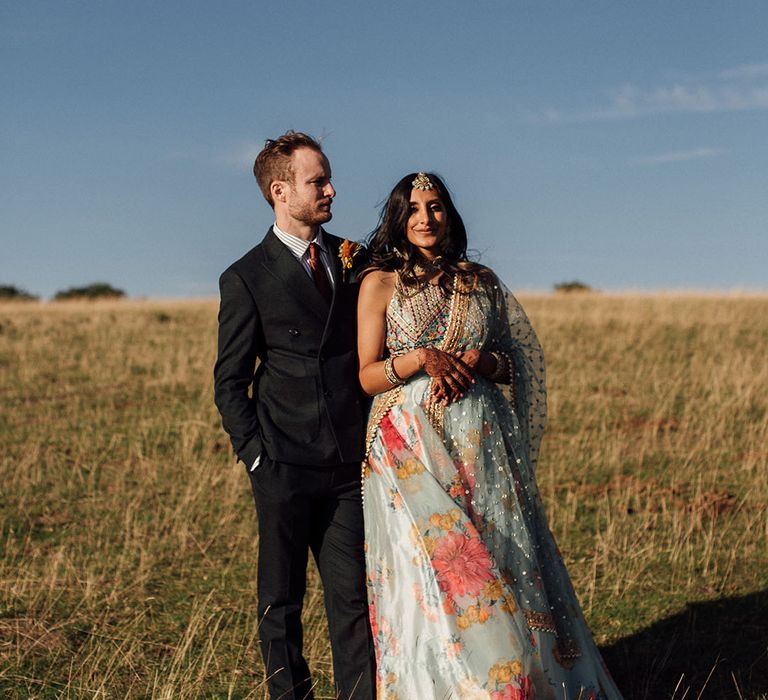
[417,347,475,404]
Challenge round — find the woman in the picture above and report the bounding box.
[357,172,623,699]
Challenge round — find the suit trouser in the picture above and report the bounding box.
[248,457,376,700]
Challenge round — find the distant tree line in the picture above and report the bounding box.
[53,283,125,300]
[0,285,39,301]
[4,281,595,298]
[554,280,594,293]
[0,283,126,301]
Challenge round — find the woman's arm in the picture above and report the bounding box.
[357,272,474,397]
[357,272,423,395]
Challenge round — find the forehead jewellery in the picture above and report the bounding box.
[412,173,434,190]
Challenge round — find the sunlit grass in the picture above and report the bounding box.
[1,295,766,698]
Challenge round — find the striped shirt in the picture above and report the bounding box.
[272,223,335,289]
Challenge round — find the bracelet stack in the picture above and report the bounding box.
[488,351,512,383]
[383,356,404,386]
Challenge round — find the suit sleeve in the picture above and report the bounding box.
[213,267,264,467]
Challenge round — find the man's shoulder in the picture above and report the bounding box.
[227,244,263,273]
[221,229,272,279]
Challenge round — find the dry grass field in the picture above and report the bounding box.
[1,294,766,699]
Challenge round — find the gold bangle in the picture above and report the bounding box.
[383,356,404,386]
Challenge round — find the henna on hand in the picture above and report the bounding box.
[418,347,474,403]
[431,376,449,403]
[455,349,482,371]
[419,348,473,384]
[420,348,453,376]
[455,349,511,382]
[431,376,464,404]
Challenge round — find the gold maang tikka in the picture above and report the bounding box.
[412,172,434,190]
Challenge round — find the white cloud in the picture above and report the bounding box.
[628,147,729,166]
[219,141,263,171]
[535,63,768,123]
[719,63,768,80]
[163,142,264,172]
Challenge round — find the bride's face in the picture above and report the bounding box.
[406,188,447,260]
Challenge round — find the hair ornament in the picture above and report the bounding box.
[412,173,434,191]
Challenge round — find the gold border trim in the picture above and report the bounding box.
[364,385,403,458]
[423,275,470,436]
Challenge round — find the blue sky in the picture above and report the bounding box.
[2,1,767,297]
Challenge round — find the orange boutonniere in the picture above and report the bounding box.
[338,240,363,281]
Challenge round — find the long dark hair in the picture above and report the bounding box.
[364,172,487,290]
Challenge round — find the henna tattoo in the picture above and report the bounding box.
[418,347,474,403]
[455,348,482,371]
[431,376,463,404]
[419,348,473,382]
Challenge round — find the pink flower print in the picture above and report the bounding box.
[379,414,407,455]
[442,594,457,616]
[448,474,465,500]
[446,639,463,657]
[454,461,478,519]
[490,677,533,700]
[413,583,438,622]
[367,593,379,641]
[432,531,494,598]
[455,461,477,493]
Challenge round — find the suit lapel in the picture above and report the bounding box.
[326,231,342,302]
[261,228,330,322]
[323,232,346,335]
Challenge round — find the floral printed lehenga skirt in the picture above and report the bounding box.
[363,272,623,700]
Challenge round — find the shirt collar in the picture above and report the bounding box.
[272,223,327,257]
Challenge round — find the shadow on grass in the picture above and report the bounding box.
[602,589,768,699]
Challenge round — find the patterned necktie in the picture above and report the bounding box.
[308,242,332,304]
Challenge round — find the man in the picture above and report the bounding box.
[214,131,375,699]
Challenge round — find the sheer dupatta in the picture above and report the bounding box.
[487,278,548,471]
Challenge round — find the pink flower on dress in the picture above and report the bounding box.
[367,592,379,642]
[455,461,477,493]
[379,414,407,455]
[455,461,478,518]
[431,531,494,598]
[490,677,533,700]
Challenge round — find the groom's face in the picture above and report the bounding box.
[284,147,335,226]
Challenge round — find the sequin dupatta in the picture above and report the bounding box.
[362,270,623,699]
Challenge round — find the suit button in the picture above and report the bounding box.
[289,328,300,337]
[307,349,317,357]
[319,354,326,362]
[323,390,332,398]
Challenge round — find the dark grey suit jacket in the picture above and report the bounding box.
[214,228,367,468]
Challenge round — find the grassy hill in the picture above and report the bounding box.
[1,295,766,698]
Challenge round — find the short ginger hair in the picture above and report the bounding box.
[253,130,324,207]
